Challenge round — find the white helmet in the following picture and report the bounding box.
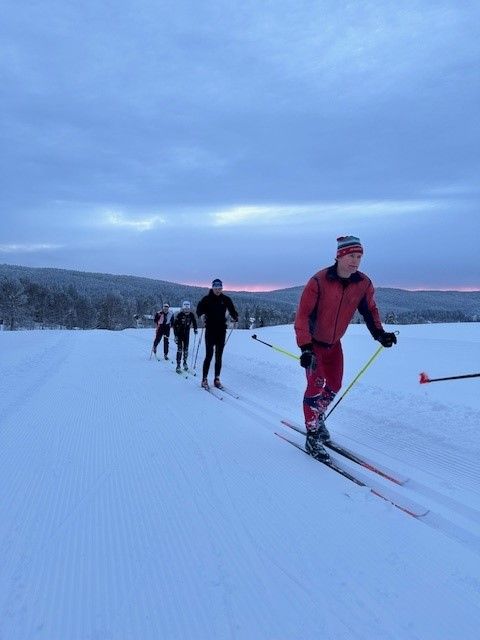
[182,300,191,310]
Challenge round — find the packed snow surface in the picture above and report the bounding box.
[1,323,480,639]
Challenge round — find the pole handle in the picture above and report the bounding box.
[419,371,480,384]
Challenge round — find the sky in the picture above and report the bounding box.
[1,0,479,291]
[1,323,480,638]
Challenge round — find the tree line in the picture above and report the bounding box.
[2,273,478,331]
[0,277,295,330]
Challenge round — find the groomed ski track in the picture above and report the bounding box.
[1,326,480,640]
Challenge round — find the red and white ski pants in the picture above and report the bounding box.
[303,341,343,431]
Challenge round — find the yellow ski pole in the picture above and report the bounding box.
[325,344,384,419]
[252,332,397,420]
[251,334,299,361]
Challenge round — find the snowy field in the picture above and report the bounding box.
[1,323,480,640]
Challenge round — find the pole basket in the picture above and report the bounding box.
[419,372,430,384]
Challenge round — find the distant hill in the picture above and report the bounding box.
[0,262,284,306]
[1,263,479,329]
[257,284,480,323]
[0,263,196,301]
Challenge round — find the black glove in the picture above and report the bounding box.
[377,331,397,348]
[299,344,316,369]
[194,329,198,334]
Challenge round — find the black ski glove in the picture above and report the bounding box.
[377,331,397,348]
[299,344,316,369]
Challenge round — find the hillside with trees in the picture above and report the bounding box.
[1,263,479,330]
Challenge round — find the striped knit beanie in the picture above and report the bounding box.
[336,236,363,258]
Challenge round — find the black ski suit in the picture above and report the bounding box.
[173,311,198,366]
[196,290,238,380]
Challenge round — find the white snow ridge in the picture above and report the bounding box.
[1,323,480,639]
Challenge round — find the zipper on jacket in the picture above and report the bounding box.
[331,286,346,344]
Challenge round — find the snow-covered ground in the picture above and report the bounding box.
[1,323,480,640]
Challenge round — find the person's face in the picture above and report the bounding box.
[163,305,169,312]
[212,286,223,296]
[337,252,362,276]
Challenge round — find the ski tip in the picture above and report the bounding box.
[419,371,430,384]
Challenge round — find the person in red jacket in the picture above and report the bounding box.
[294,235,397,460]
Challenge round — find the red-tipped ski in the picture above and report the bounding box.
[280,419,409,486]
[275,432,428,518]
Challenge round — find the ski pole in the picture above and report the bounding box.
[225,322,237,346]
[419,371,480,384]
[193,327,204,371]
[190,331,198,369]
[325,344,384,419]
[150,323,160,359]
[251,334,299,361]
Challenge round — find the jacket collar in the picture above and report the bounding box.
[326,263,363,283]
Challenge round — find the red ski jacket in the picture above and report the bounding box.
[294,264,384,348]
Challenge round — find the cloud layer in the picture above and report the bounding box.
[1,1,479,289]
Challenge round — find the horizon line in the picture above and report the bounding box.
[186,281,480,293]
[1,263,478,293]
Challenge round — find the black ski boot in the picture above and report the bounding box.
[183,361,188,371]
[176,364,182,374]
[305,429,330,461]
[213,377,223,389]
[316,415,331,443]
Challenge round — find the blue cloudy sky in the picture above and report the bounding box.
[1,0,479,290]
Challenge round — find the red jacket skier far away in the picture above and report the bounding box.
[294,264,384,347]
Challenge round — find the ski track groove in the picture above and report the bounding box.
[207,381,480,553]
[279,418,480,526]
[0,332,73,426]
[140,358,363,638]
[203,438,403,640]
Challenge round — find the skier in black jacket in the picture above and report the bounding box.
[153,302,174,359]
[196,278,238,389]
[173,301,198,373]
